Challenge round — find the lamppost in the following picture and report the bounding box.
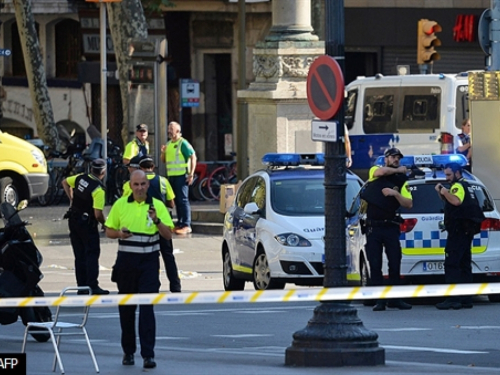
[86,0,122,159]
[285,0,385,366]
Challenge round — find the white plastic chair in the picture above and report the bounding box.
[21,286,99,374]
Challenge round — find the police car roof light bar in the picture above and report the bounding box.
[375,154,468,169]
[262,153,325,167]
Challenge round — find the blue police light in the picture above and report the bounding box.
[262,153,325,167]
[375,154,468,168]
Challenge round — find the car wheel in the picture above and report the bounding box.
[0,177,19,207]
[488,294,500,303]
[252,252,285,290]
[222,247,245,291]
[360,256,375,307]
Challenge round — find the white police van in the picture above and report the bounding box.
[345,73,468,179]
[347,154,500,302]
[222,153,365,290]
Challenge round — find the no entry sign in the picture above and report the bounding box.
[306,55,344,120]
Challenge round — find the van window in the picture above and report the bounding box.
[345,89,357,130]
[455,85,468,129]
[363,89,396,133]
[400,94,439,130]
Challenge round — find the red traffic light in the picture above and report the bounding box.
[417,19,442,64]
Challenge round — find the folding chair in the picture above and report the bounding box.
[21,286,99,374]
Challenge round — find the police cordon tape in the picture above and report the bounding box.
[1,283,500,308]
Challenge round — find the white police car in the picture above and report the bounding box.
[221,153,364,291]
[347,154,500,302]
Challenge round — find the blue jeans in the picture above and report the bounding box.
[169,174,191,227]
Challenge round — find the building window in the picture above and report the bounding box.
[56,19,82,78]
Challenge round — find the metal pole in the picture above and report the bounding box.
[491,0,500,70]
[285,0,384,367]
[100,3,107,159]
[237,0,248,179]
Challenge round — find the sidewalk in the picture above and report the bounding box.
[38,233,225,295]
[33,200,225,294]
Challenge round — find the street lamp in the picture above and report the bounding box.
[285,0,384,367]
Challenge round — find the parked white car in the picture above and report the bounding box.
[221,153,364,291]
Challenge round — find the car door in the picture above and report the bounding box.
[238,177,266,266]
[232,177,258,268]
[346,191,366,283]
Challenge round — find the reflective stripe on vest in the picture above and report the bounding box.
[166,138,188,176]
[117,233,160,254]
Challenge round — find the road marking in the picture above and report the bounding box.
[383,345,488,354]
[377,328,431,332]
[458,326,500,330]
[211,334,274,338]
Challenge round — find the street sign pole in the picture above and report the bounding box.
[285,0,384,367]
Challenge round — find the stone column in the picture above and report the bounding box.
[238,0,324,174]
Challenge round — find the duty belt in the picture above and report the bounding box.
[365,218,401,227]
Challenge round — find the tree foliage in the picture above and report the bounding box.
[12,0,59,151]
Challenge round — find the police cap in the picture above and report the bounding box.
[384,147,404,158]
[136,124,148,132]
[91,158,106,170]
[128,155,142,168]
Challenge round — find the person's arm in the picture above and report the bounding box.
[373,165,407,177]
[94,208,105,225]
[344,126,352,168]
[436,183,462,206]
[381,187,413,209]
[160,144,166,163]
[148,204,173,240]
[457,140,471,153]
[105,227,134,240]
[187,153,197,186]
[62,178,72,202]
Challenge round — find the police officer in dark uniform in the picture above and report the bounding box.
[362,147,413,311]
[435,163,485,310]
[138,155,181,293]
[62,158,109,295]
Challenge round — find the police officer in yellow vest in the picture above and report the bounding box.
[62,158,109,295]
[435,163,485,310]
[123,124,150,165]
[105,170,174,369]
[121,155,181,292]
[160,121,197,235]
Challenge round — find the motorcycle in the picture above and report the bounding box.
[0,200,52,342]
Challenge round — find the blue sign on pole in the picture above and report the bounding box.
[180,79,200,108]
[0,49,11,57]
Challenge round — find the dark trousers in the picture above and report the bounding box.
[365,224,402,286]
[169,175,191,227]
[112,251,160,359]
[159,237,181,292]
[68,218,101,289]
[444,228,474,303]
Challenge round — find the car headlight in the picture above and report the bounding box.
[31,149,46,166]
[275,233,311,247]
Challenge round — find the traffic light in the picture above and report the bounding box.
[417,19,442,64]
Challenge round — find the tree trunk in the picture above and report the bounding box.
[107,0,148,147]
[12,0,59,151]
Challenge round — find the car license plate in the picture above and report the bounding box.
[423,261,444,272]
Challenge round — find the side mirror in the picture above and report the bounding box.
[243,202,259,215]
